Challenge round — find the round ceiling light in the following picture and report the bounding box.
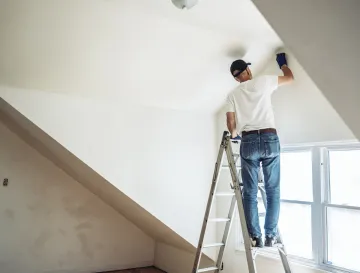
[171,0,199,10]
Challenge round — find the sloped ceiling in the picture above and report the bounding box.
[0,0,282,111]
[252,0,360,139]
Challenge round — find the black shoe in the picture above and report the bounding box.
[265,236,277,247]
[251,236,264,248]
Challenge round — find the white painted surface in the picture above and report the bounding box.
[0,121,154,273]
[154,243,214,273]
[0,0,282,112]
[252,0,360,139]
[0,87,217,253]
[217,53,355,145]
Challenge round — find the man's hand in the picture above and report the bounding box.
[276,52,287,69]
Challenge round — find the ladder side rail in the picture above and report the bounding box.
[192,132,227,273]
[215,195,237,272]
[225,136,257,273]
[258,174,292,273]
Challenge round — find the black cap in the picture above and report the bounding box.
[230,60,251,77]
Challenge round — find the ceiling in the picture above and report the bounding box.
[0,0,282,112]
[252,0,360,139]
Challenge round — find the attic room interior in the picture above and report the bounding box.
[0,0,360,273]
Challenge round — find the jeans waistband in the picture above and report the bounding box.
[241,128,277,137]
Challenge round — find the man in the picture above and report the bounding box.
[225,52,294,247]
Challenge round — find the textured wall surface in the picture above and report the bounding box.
[0,121,154,273]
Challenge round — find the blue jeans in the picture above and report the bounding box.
[240,132,280,238]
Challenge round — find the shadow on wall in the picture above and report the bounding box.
[259,52,355,144]
[0,117,155,272]
[0,97,197,253]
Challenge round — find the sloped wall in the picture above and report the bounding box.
[0,88,218,259]
[259,52,355,144]
[154,242,214,273]
[252,0,360,140]
[0,120,154,273]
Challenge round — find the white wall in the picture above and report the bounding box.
[261,52,355,144]
[252,0,360,139]
[154,242,214,273]
[0,87,217,256]
[0,120,154,273]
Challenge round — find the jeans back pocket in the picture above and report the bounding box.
[264,139,280,158]
[240,140,258,160]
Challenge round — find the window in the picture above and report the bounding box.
[280,151,313,201]
[327,207,360,271]
[235,143,360,273]
[326,149,360,272]
[329,149,360,207]
[278,203,312,259]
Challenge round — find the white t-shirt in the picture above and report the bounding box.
[225,75,278,133]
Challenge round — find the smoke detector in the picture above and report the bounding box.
[171,0,199,9]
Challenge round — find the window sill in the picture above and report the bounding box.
[234,247,359,273]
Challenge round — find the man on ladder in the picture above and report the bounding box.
[225,52,294,248]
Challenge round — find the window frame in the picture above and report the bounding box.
[234,140,360,273]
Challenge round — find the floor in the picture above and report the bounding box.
[101,267,165,273]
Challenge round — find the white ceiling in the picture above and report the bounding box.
[252,0,360,139]
[0,0,282,112]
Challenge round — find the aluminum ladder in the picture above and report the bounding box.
[192,131,292,273]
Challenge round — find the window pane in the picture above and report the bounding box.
[280,151,313,201]
[329,149,360,207]
[327,207,360,271]
[259,202,312,259]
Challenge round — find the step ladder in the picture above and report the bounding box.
[192,131,292,273]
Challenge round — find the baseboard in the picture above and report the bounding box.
[99,265,166,273]
[42,260,153,273]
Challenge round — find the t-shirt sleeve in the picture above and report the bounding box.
[265,75,278,93]
[254,75,278,94]
[225,94,235,113]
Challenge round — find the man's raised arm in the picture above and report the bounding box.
[276,52,294,86]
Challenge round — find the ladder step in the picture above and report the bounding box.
[208,218,230,222]
[221,165,241,169]
[198,267,218,272]
[203,243,225,248]
[215,192,235,197]
[252,243,284,251]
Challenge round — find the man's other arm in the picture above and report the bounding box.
[226,112,237,138]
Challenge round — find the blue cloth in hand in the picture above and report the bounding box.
[276,53,287,68]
